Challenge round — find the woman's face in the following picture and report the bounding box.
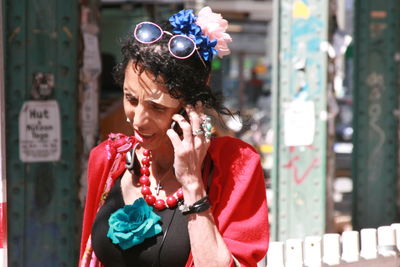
[123,62,181,150]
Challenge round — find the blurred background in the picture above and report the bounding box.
[1,0,400,266]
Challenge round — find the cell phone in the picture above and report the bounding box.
[171,109,188,135]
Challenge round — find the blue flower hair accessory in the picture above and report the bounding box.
[107,198,162,250]
[169,7,232,62]
[169,9,200,37]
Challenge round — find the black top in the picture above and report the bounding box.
[91,178,190,267]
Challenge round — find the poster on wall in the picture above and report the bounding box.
[19,100,61,162]
[284,100,315,147]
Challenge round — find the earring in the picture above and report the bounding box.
[126,117,131,122]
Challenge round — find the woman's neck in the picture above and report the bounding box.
[138,143,175,179]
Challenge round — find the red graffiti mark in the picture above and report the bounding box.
[284,147,320,184]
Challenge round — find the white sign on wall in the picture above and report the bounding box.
[284,100,315,147]
[19,100,61,162]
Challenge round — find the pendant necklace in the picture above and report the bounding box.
[155,181,163,196]
[126,145,183,210]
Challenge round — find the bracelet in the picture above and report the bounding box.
[179,196,210,215]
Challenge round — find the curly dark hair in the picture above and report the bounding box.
[113,21,232,117]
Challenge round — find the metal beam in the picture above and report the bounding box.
[206,0,273,21]
[0,0,7,262]
[352,0,400,229]
[100,0,273,21]
[272,0,329,241]
[101,0,184,4]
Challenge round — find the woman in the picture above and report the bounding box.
[79,7,269,267]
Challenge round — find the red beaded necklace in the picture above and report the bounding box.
[138,149,183,210]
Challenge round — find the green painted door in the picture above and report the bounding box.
[5,0,80,265]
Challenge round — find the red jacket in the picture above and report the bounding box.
[79,134,269,267]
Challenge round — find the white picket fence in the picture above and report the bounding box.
[266,223,400,267]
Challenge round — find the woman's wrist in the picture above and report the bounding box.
[181,180,206,205]
[180,196,210,215]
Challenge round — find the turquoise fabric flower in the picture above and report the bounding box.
[107,198,162,250]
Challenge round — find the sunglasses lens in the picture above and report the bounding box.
[135,23,162,43]
[169,36,195,58]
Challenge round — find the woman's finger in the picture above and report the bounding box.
[171,113,193,143]
[186,105,204,143]
[166,128,183,148]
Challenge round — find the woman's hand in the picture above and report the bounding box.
[166,103,211,195]
[167,104,232,267]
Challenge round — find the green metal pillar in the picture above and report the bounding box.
[272,0,329,241]
[0,0,8,265]
[5,0,80,266]
[352,0,400,229]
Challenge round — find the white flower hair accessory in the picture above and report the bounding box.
[195,6,232,58]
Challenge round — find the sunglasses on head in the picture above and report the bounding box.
[134,22,206,68]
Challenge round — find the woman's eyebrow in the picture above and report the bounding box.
[123,88,137,96]
[145,98,165,106]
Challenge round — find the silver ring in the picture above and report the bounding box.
[192,129,204,136]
